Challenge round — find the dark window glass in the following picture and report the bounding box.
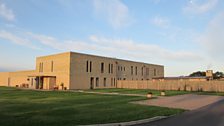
[101,62,104,73]
[86,61,88,72]
[90,61,92,72]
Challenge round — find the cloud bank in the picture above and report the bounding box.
[183,0,218,14]
[0,2,15,21]
[93,0,132,29]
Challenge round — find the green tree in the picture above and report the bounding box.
[189,71,206,77]
[213,71,224,79]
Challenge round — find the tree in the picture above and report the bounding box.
[213,71,224,79]
[189,71,206,77]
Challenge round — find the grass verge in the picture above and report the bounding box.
[0,86,184,126]
[86,88,191,96]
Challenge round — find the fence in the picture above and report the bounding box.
[117,80,224,92]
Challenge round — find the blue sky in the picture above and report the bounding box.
[0,0,224,76]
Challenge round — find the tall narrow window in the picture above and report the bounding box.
[131,66,133,75]
[135,66,137,75]
[90,77,94,89]
[96,77,99,87]
[108,64,110,73]
[124,67,125,71]
[141,67,143,76]
[90,61,92,72]
[154,69,157,76]
[39,63,41,72]
[146,68,149,75]
[118,66,120,71]
[51,61,54,72]
[42,63,44,72]
[104,78,106,87]
[114,78,116,86]
[121,66,122,71]
[111,64,113,73]
[101,62,104,73]
[86,61,88,72]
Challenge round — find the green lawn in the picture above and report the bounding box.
[87,88,191,96]
[0,86,184,126]
[197,91,224,96]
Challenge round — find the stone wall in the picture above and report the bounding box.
[117,80,224,92]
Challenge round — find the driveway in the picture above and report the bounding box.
[133,94,224,110]
[134,98,224,126]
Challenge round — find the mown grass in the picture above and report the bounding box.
[0,86,184,126]
[87,88,191,96]
[197,91,224,96]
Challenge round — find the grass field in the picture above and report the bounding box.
[86,88,191,96]
[197,91,224,96]
[0,86,184,126]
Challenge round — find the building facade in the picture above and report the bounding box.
[0,52,164,90]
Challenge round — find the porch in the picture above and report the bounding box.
[28,76,56,90]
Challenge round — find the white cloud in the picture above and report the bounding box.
[89,35,202,62]
[93,0,132,29]
[151,16,170,28]
[1,30,205,76]
[0,2,15,21]
[31,33,203,63]
[197,12,224,59]
[183,0,218,14]
[0,30,38,49]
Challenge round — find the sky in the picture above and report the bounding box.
[0,0,224,76]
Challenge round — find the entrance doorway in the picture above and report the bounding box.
[36,76,43,89]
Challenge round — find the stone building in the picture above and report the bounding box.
[0,52,164,90]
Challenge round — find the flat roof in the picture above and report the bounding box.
[37,51,164,67]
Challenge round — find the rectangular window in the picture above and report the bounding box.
[118,66,120,71]
[86,61,88,72]
[101,62,104,73]
[42,63,44,72]
[109,64,110,73]
[104,78,106,87]
[121,66,122,71]
[39,63,41,72]
[124,67,125,71]
[141,67,143,76]
[90,61,92,72]
[51,61,54,72]
[114,78,116,86]
[154,69,157,76]
[135,66,137,75]
[146,68,149,75]
[90,77,94,89]
[96,77,99,87]
[131,66,133,75]
[111,64,113,73]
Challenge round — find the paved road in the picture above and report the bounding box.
[135,99,224,126]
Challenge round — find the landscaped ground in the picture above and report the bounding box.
[197,91,224,96]
[86,88,191,96]
[0,87,184,126]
